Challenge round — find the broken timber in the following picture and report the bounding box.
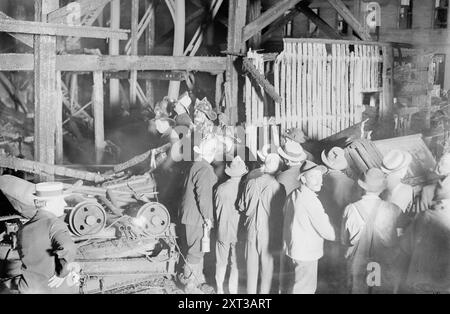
[0,155,111,183]
[243,58,282,104]
[113,143,172,173]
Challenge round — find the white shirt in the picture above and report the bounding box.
[282,185,336,262]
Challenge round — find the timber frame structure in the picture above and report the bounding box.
[0,0,393,173]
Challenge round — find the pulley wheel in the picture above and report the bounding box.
[69,201,106,237]
[136,202,170,236]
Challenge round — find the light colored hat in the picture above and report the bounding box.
[257,144,277,162]
[278,141,307,163]
[225,156,248,178]
[194,137,218,157]
[381,150,412,174]
[176,92,192,114]
[358,168,387,193]
[262,154,281,174]
[321,147,348,171]
[194,97,217,121]
[33,182,69,200]
[435,153,450,176]
[298,160,327,179]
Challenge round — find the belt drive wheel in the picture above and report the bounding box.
[69,201,106,237]
[136,202,170,236]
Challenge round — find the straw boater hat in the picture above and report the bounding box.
[321,147,348,171]
[155,113,176,127]
[298,160,327,180]
[278,141,307,163]
[33,182,70,200]
[176,92,192,115]
[381,150,412,174]
[435,152,450,176]
[225,156,249,178]
[358,168,387,193]
[283,128,308,144]
[195,98,217,121]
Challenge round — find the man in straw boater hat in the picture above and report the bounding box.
[418,151,450,212]
[174,92,195,129]
[276,141,308,196]
[396,176,450,293]
[342,168,402,294]
[16,182,79,294]
[280,161,335,294]
[282,128,315,162]
[238,153,286,294]
[214,156,248,294]
[317,147,359,293]
[179,136,218,292]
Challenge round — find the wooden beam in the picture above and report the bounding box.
[145,0,156,109]
[48,0,112,24]
[247,0,262,49]
[109,0,120,109]
[156,7,204,45]
[261,6,303,43]
[0,12,33,48]
[297,2,342,40]
[243,58,282,104]
[243,0,305,42]
[168,0,185,99]
[0,16,129,40]
[34,0,58,176]
[106,71,186,81]
[55,71,63,164]
[0,54,228,73]
[227,0,248,124]
[93,71,105,164]
[327,0,371,41]
[129,0,139,108]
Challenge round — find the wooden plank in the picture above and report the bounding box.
[167,0,185,99]
[215,72,224,110]
[280,50,287,132]
[55,71,63,164]
[243,58,282,104]
[243,0,305,42]
[307,43,313,138]
[261,6,303,43]
[296,43,302,130]
[0,17,128,39]
[109,0,120,109]
[247,0,262,49]
[0,12,33,48]
[286,43,292,129]
[129,0,139,108]
[283,38,391,47]
[301,43,307,136]
[326,50,332,137]
[34,0,58,177]
[48,0,111,24]
[227,0,248,124]
[327,0,371,41]
[297,3,342,40]
[145,0,156,110]
[93,71,105,164]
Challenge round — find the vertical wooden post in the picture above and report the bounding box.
[55,71,63,165]
[215,72,224,111]
[93,71,105,164]
[109,0,120,109]
[34,0,58,180]
[168,0,185,99]
[145,0,156,108]
[130,0,139,108]
[247,0,262,49]
[227,0,247,125]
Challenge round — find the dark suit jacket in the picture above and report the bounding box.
[180,159,218,227]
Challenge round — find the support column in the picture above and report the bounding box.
[145,0,156,108]
[34,0,58,179]
[109,0,120,109]
[55,71,63,164]
[247,0,262,49]
[168,0,185,99]
[93,71,105,164]
[226,0,248,125]
[130,0,139,108]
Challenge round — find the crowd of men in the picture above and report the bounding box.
[179,130,450,294]
[0,92,449,294]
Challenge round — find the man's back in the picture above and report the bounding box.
[215,179,241,243]
[276,166,302,196]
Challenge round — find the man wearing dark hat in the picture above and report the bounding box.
[280,161,335,294]
[398,176,450,293]
[16,182,79,294]
[214,156,248,294]
[318,147,360,292]
[276,141,307,196]
[342,168,402,294]
[239,154,286,294]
